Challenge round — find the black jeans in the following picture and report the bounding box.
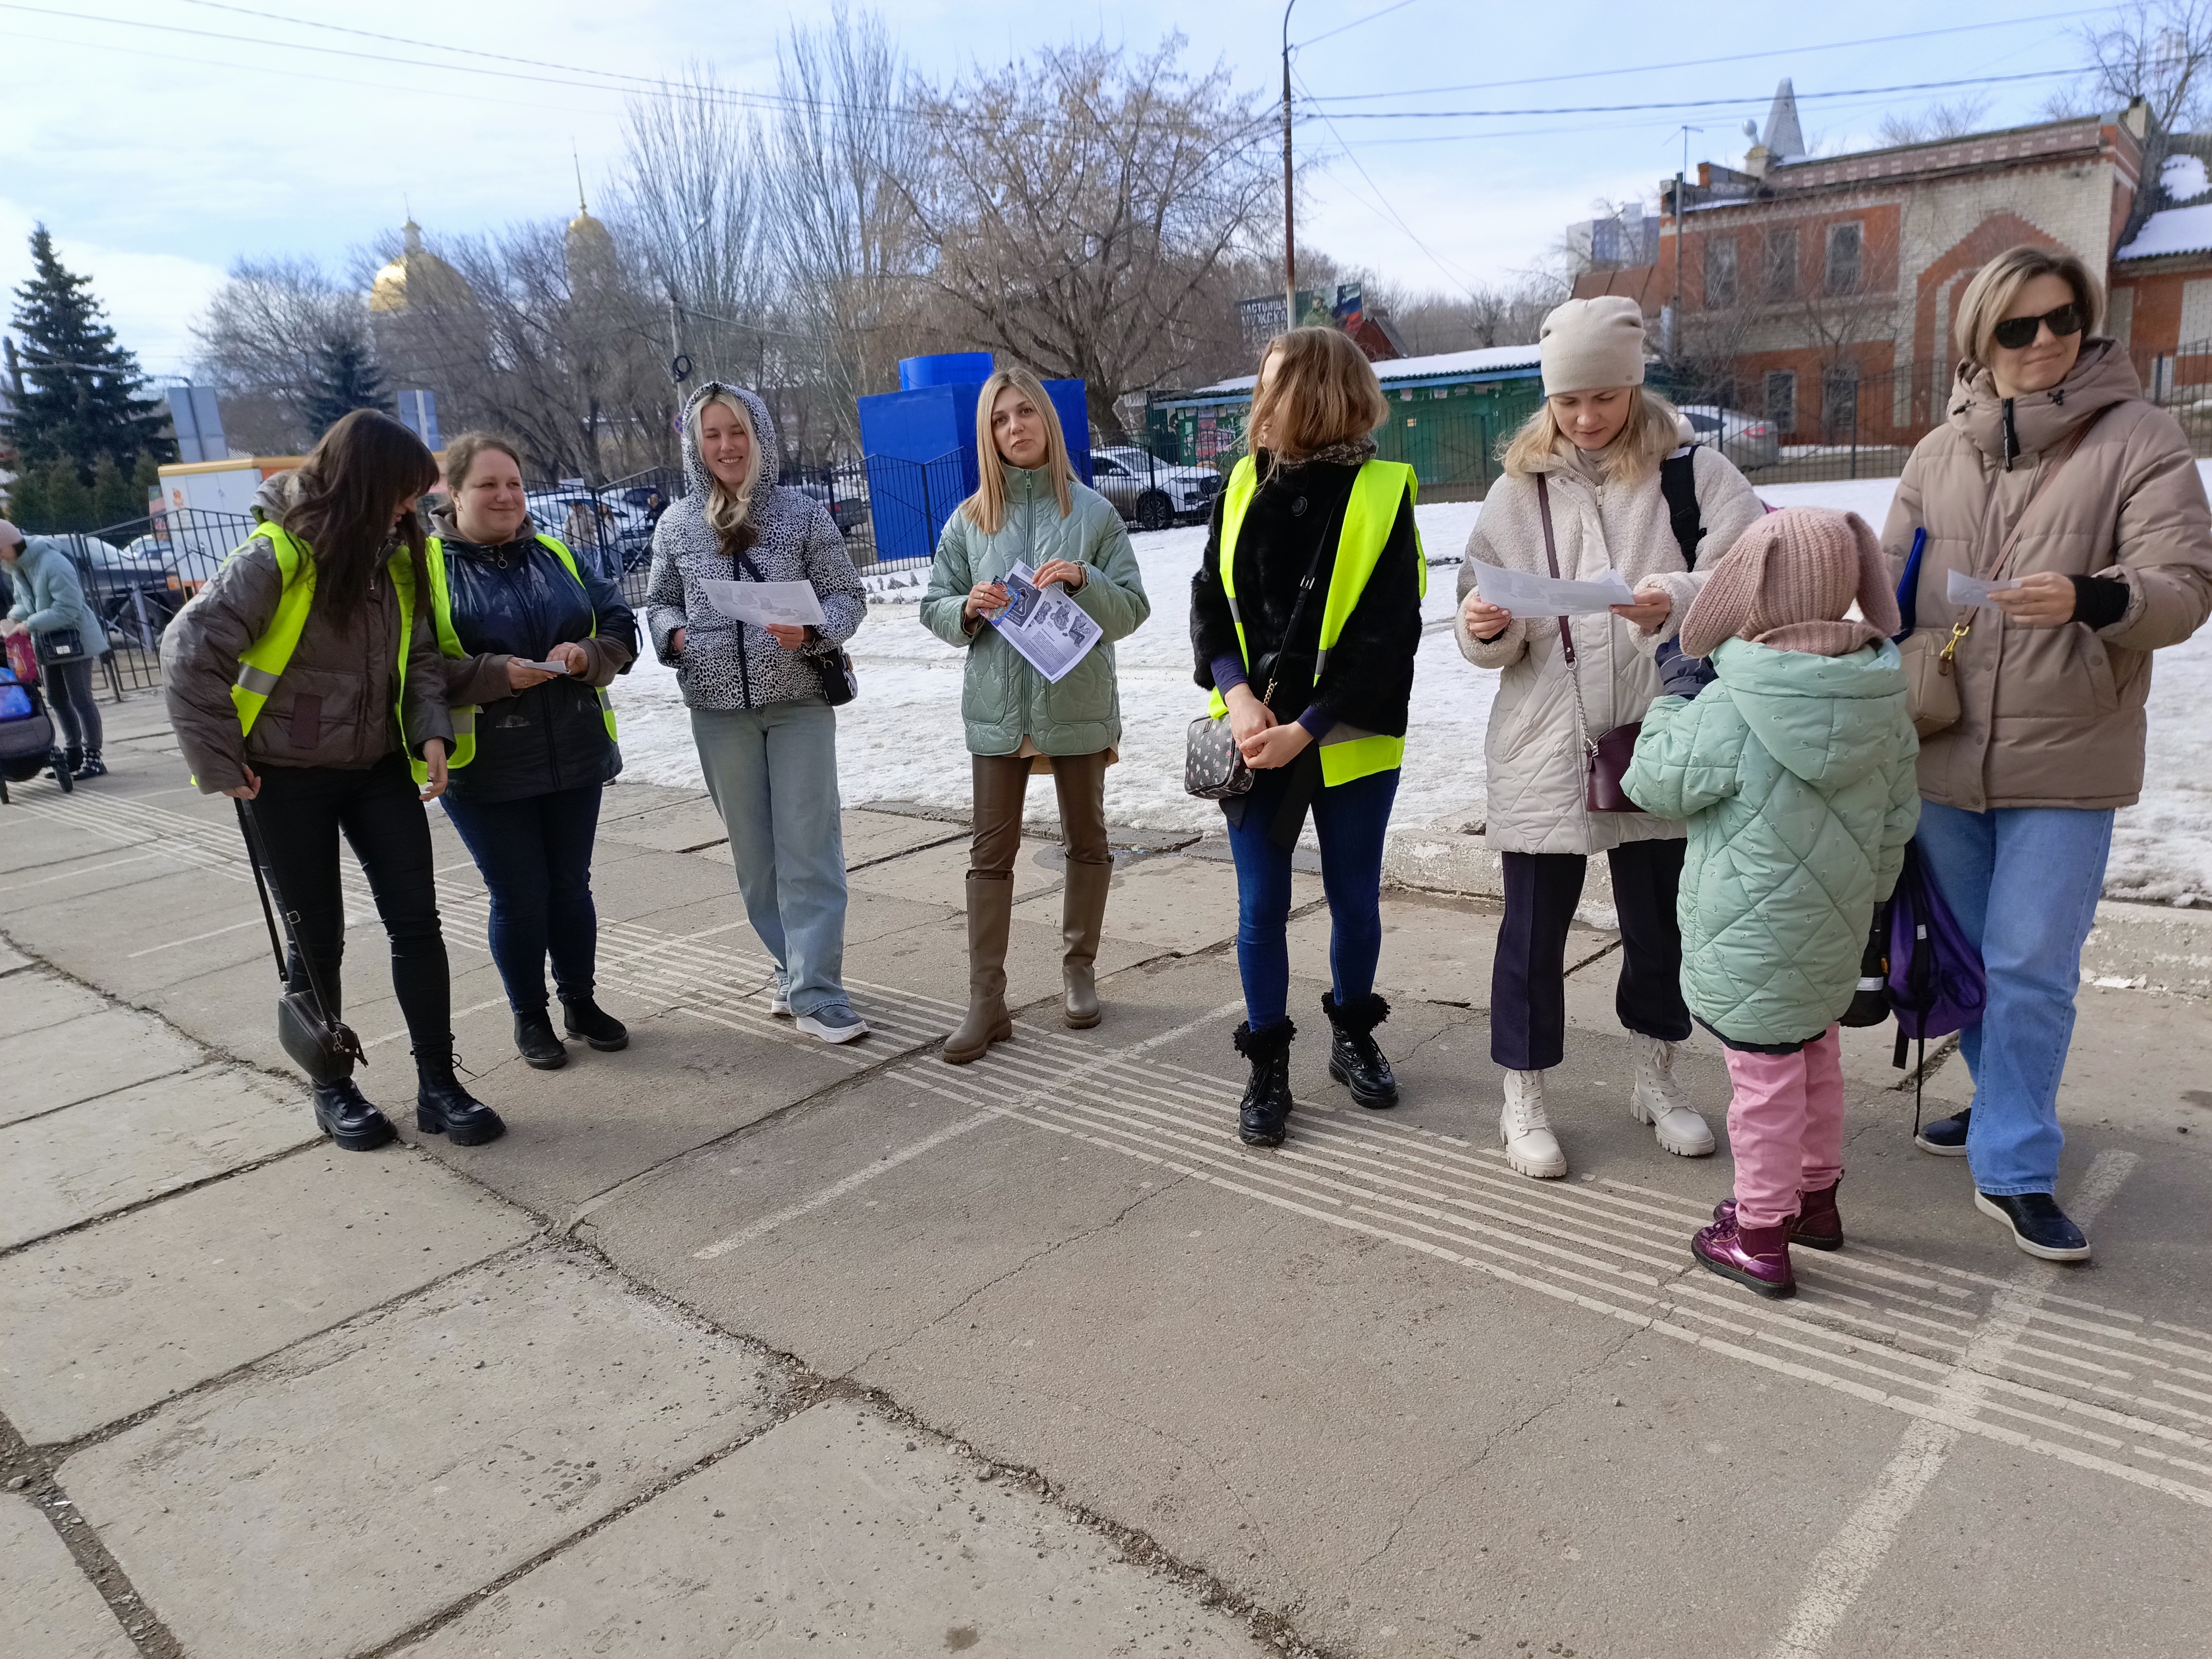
[43,659,102,753]
[248,753,451,1062]
[1491,839,1691,1071]
[439,783,603,1013]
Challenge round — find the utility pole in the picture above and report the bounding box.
[1282,0,1299,334]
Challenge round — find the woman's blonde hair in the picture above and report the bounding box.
[1501,385,1682,484]
[1249,326,1389,468]
[693,386,759,541]
[1953,244,2104,368]
[962,366,1075,534]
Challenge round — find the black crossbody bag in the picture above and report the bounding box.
[237,800,365,1085]
[733,547,856,706]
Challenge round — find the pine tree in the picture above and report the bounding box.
[91,453,144,528]
[2,225,173,480]
[302,334,390,438]
[5,457,96,533]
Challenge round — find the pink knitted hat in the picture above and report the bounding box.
[1678,508,1899,660]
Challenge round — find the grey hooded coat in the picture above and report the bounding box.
[643,385,866,711]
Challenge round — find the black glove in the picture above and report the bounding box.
[1656,637,1717,700]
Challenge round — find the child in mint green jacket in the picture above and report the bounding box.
[1624,508,1919,1300]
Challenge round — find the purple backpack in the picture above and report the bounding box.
[1886,840,1986,1127]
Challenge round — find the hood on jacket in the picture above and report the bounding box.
[679,382,780,514]
[1948,337,2140,469]
[1711,635,1909,792]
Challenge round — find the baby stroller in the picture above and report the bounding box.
[0,642,74,803]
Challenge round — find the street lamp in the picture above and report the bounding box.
[1282,0,1299,334]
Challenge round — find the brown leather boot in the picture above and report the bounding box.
[943,873,1014,1064]
[1060,858,1110,1029]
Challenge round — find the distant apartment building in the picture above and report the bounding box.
[1571,83,2212,448]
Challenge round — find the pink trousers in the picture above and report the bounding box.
[1724,1025,1845,1230]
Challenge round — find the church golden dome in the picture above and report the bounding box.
[369,219,472,315]
[565,177,617,284]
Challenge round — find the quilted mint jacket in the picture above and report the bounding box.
[1623,637,1921,1046]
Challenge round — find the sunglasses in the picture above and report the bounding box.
[1991,303,2085,351]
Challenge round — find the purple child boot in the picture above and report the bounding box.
[1693,1213,1796,1299]
[1711,1179,1843,1253]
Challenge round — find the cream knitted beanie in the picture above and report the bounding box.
[1539,297,1647,395]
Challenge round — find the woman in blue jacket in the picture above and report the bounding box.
[0,521,106,778]
[430,432,638,1069]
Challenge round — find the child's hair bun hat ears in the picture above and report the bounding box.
[1678,508,1900,660]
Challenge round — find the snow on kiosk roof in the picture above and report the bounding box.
[1191,343,1544,397]
[2118,202,2212,262]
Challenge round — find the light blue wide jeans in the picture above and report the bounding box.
[1914,800,2115,1197]
[691,698,853,1017]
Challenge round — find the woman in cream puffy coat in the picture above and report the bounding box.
[1456,297,1763,1180]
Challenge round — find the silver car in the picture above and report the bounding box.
[1680,406,1781,470]
[1087,448,1222,532]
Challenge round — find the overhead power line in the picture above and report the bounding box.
[1311,67,2080,120]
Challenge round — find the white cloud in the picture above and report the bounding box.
[0,200,228,381]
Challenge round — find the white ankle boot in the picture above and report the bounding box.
[1499,1069,1567,1178]
[1630,1035,1715,1156]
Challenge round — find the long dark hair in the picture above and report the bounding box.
[281,410,440,619]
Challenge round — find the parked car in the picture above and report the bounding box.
[793,480,870,539]
[524,489,652,575]
[1088,447,1221,532]
[1679,406,1781,470]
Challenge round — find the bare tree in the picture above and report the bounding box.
[900,36,1276,441]
[1876,95,1996,147]
[2048,0,2212,128]
[191,256,360,452]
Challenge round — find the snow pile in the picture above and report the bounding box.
[613,478,2212,908]
[2164,152,2211,202]
[2118,202,2212,260]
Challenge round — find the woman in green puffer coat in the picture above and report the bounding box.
[1624,508,1920,1302]
[919,366,1150,1062]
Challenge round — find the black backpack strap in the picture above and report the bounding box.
[1659,449,1704,565]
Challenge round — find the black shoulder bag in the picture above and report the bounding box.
[733,546,856,706]
[237,799,365,1085]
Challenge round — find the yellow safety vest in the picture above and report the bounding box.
[1207,456,1427,787]
[228,522,418,741]
[420,531,618,783]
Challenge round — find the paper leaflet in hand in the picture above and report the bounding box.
[515,660,575,675]
[1472,562,1637,618]
[700,578,829,628]
[986,561,1104,685]
[1945,569,2022,610]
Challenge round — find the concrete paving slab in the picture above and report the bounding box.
[0,1007,203,1129]
[0,1147,537,1445]
[2058,984,2212,1142]
[0,811,157,878]
[847,911,1158,1022]
[62,1248,782,1659]
[397,1403,1269,1659]
[841,806,972,867]
[848,832,1061,906]
[0,938,28,974]
[597,781,709,824]
[2083,899,2212,998]
[0,1493,132,1659]
[0,971,107,1039]
[0,864,272,999]
[1292,888,1613,1010]
[624,881,960,963]
[594,793,733,854]
[0,1064,314,1249]
[1013,851,1313,957]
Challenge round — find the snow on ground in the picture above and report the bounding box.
[615,480,2212,907]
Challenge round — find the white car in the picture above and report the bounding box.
[1680,406,1781,469]
[1087,448,1222,532]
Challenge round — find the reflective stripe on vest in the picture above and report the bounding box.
[420,532,618,782]
[227,523,416,743]
[1206,456,1426,787]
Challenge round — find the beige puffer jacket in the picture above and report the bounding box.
[1882,340,2212,811]
[1455,427,1766,854]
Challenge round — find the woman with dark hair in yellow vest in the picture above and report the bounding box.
[426,433,638,1070]
[1190,328,1426,1147]
[162,409,502,1153]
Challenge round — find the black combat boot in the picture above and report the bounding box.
[1322,991,1398,1108]
[414,1051,506,1146]
[1233,1020,1296,1147]
[311,1075,397,1152]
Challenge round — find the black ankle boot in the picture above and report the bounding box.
[311,1076,396,1152]
[1322,991,1398,1108]
[415,1053,505,1146]
[513,1009,567,1070]
[1233,1020,1296,1147]
[561,995,629,1052]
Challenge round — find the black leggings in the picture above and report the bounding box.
[43,659,102,753]
[248,753,451,1062]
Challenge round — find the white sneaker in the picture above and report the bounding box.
[1630,1035,1715,1157]
[768,985,793,1017]
[1499,1069,1567,1178]
[795,1003,869,1045]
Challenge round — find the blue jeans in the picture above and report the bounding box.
[441,783,603,1014]
[691,699,851,1016]
[1225,764,1398,1032]
[1914,800,2114,1196]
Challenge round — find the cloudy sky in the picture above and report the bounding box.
[0,0,2114,380]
